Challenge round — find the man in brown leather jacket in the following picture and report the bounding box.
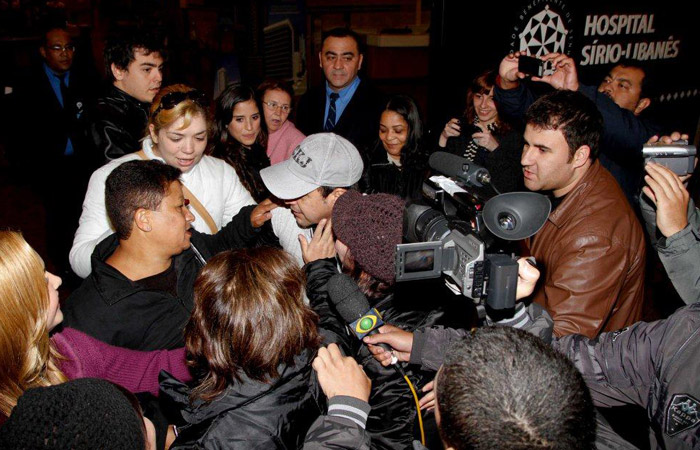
[521,90,645,338]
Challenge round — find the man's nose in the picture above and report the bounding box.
[186,208,195,222]
[153,68,163,83]
[333,58,344,70]
[521,146,534,165]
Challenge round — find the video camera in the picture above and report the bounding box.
[394,152,551,315]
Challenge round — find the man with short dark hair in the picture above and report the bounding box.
[62,160,274,350]
[495,52,662,204]
[295,28,384,152]
[90,29,165,162]
[519,90,645,338]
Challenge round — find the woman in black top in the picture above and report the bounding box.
[362,94,429,203]
[213,85,270,203]
[437,70,524,193]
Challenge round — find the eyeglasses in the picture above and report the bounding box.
[152,90,208,117]
[262,100,292,113]
[47,44,76,53]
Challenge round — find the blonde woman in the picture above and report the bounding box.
[70,84,255,278]
[0,231,190,424]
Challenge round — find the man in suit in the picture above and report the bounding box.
[295,28,384,154]
[9,25,96,281]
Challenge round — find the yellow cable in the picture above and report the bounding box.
[403,373,426,446]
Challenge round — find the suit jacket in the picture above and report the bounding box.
[295,79,384,154]
[9,66,94,172]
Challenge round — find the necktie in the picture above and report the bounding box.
[324,92,340,131]
[58,73,72,110]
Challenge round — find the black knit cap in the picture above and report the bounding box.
[332,190,404,283]
[0,378,145,450]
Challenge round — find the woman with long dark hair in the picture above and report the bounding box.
[213,84,271,203]
[160,247,348,448]
[362,94,429,202]
[437,70,523,193]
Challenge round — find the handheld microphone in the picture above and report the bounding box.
[326,273,397,363]
[429,151,491,187]
[327,274,425,445]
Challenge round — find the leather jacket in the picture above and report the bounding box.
[527,160,645,338]
[90,85,150,163]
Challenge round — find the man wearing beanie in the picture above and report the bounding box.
[301,190,460,449]
[260,133,364,265]
[0,378,154,449]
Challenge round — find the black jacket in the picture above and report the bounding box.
[361,146,429,203]
[160,262,352,450]
[441,126,524,194]
[62,205,259,351]
[8,65,96,176]
[295,80,385,154]
[90,85,150,163]
[161,348,324,450]
[305,258,460,450]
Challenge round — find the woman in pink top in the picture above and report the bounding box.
[0,231,191,422]
[258,79,305,165]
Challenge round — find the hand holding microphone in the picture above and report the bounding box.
[363,325,414,367]
[327,274,404,366]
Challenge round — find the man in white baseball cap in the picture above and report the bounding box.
[261,133,364,263]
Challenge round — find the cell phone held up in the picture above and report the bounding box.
[518,55,553,78]
[643,140,697,176]
[458,120,482,138]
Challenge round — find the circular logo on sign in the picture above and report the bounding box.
[510,0,575,56]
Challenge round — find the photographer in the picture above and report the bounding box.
[640,132,700,305]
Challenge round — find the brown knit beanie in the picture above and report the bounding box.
[0,378,146,450]
[332,190,404,283]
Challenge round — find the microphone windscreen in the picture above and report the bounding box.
[429,152,469,179]
[327,273,371,323]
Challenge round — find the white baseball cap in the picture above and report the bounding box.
[260,133,364,200]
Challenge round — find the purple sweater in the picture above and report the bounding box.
[51,327,191,396]
[266,120,305,165]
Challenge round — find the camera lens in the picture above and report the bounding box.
[497,213,516,231]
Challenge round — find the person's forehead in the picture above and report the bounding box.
[264,88,291,102]
[525,124,569,148]
[130,49,164,66]
[322,36,359,54]
[610,65,645,85]
[46,29,71,44]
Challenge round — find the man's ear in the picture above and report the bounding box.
[134,208,152,233]
[634,97,651,115]
[111,63,125,81]
[318,51,323,70]
[326,188,347,207]
[572,145,591,168]
[39,46,47,60]
[149,124,158,144]
[357,53,364,71]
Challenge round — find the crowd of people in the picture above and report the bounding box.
[1,21,698,450]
